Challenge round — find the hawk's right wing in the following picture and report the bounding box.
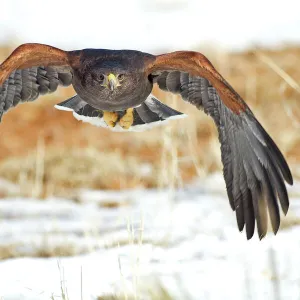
[0,43,79,119]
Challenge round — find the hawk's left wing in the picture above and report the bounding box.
[146,51,293,240]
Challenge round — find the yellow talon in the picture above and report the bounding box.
[103,111,118,127]
[119,108,134,129]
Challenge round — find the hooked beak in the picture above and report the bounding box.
[107,74,117,91]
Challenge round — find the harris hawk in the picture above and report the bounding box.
[0,43,293,239]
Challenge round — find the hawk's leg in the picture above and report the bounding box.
[103,111,118,127]
[119,108,134,129]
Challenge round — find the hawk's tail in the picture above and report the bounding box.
[55,94,186,132]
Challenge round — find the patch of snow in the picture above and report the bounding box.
[0,173,299,299]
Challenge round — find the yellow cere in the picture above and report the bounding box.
[108,73,117,81]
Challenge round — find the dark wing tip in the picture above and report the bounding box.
[282,203,289,216]
[285,169,293,186]
[221,110,292,240]
[256,120,293,186]
[274,148,293,186]
[259,232,266,241]
[246,230,254,240]
[272,223,280,235]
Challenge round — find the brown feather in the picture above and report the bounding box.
[147,51,246,114]
[67,50,82,69]
[0,43,72,85]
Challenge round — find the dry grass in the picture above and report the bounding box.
[97,276,174,300]
[97,279,174,300]
[0,45,300,196]
[97,287,174,300]
[0,243,83,260]
[279,213,300,230]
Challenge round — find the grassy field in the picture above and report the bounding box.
[0,45,300,197]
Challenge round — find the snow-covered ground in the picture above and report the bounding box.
[2,2,300,299]
[1,173,300,300]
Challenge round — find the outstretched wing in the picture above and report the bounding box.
[146,51,293,240]
[0,43,79,120]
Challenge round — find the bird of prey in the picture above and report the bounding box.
[0,43,293,239]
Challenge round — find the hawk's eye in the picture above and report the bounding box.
[99,74,105,81]
[118,74,125,81]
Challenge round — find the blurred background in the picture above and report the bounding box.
[1,0,300,299]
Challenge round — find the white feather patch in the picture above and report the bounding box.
[54,96,187,132]
[54,105,74,112]
[71,111,187,132]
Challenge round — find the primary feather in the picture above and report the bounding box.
[153,69,292,239]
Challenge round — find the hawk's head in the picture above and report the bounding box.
[72,49,155,111]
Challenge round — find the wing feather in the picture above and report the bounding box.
[0,43,78,120]
[147,51,293,239]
